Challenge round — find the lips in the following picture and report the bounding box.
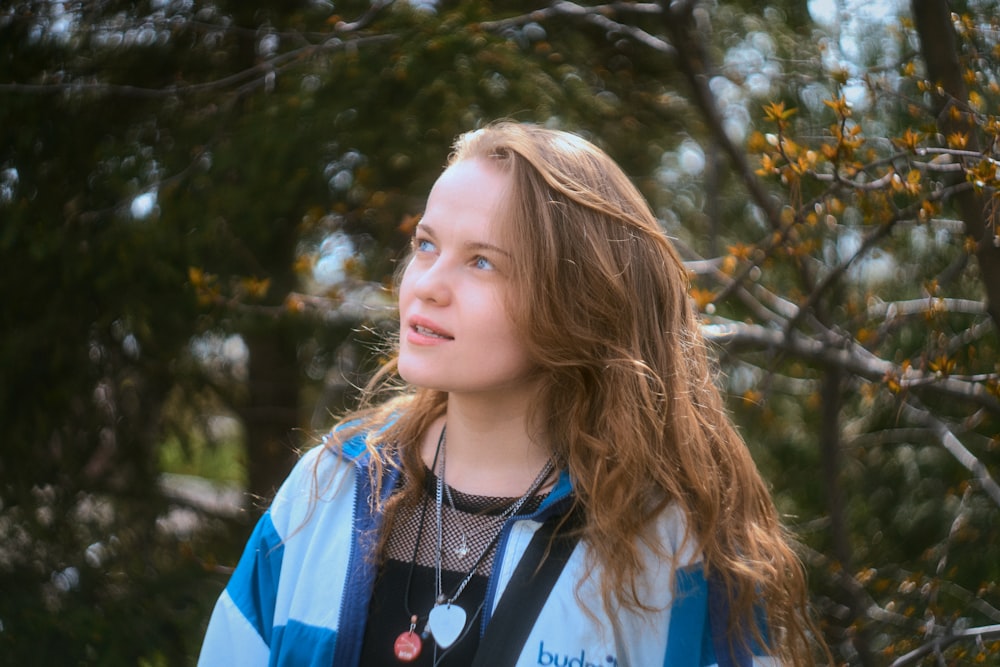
[408,316,454,340]
[413,324,449,339]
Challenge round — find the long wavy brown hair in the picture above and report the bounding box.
[326,122,824,665]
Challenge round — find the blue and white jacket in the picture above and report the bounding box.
[198,429,773,667]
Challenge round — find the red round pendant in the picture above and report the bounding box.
[394,630,422,662]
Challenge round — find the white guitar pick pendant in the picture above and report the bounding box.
[427,603,467,649]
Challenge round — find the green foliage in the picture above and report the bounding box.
[159,435,245,485]
[704,4,1000,662]
[3,0,1000,664]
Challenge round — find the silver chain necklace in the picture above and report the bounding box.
[443,465,539,560]
[425,425,555,651]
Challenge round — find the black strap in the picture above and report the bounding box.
[471,510,582,667]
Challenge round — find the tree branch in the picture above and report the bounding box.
[0,34,397,98]
[888,623,1000,666]
[899,401,1000,508]
[911,0,1000,329]
[478,1,662,30]
[479,2,674,56]
[703,320,1000,415]
[656,0,818,302]
[782,184,964,335]
[866,297,986,319]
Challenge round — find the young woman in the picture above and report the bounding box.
[198,123,822,666]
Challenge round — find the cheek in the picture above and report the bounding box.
[478,300,531,360]
[396,266,417,310]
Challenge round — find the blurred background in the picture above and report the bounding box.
[2,0,999,664]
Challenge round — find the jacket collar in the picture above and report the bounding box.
[333,422,576,514]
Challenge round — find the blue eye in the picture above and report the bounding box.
[413,237,436,253]
[473,256,494,271]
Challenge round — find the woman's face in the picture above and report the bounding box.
[397,158,536,400]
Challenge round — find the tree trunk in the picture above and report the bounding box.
[912,0,1000,328]
[241,329,300,512]
[820,368,876,665]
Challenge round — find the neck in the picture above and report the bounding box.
[422,393,552,498]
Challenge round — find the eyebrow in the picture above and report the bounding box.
[416,222,512,257]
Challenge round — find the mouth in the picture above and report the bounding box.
[410,320,454,340]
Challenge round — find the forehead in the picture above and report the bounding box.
[424,158,510,225]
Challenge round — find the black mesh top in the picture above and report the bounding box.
[358,471,547,667]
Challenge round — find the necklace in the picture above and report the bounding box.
[443,474,534,560]
[392,424,555,662]
[443,482,471,559]
[426,426,555,651]
[393,428,443,663]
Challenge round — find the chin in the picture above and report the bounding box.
[396,362,437,389]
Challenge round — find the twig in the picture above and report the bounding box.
[900,400,1000,508]
[478,1,662,31]
[0,34,396,98]
[703,320,1000,415]
[887,623,1000,666]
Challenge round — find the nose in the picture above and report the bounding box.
[406,256,451,306]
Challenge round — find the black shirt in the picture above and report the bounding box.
[358,472,546,667]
